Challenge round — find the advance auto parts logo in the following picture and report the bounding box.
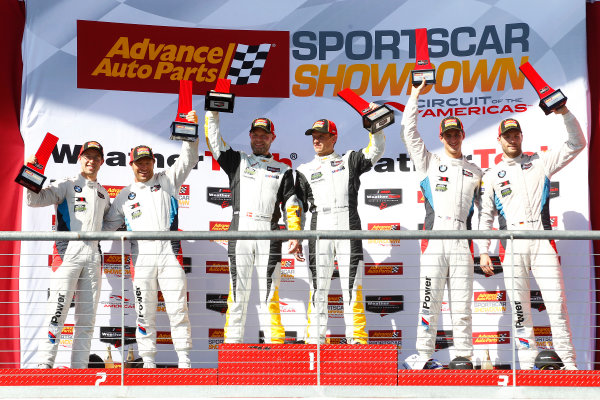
[77,20,289,97]
[473,331,510,345]
[367,223,401,246]
[474,290,507,313]
[368,330,402,347]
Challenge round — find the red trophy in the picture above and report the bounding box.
[411,28,436,87]
[170,80,198,141]
[15,132,59,193]
[337,88,394,133]
[519,62,567,115]
[205,78,235,113]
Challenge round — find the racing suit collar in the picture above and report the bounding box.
[440,152,466,166]
[316,152,340,162]
[502,153,524,165]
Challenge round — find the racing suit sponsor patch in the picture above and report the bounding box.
[501,188,512,197]
[435,184,447,192]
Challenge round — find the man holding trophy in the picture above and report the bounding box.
[205,108,300,344]
[400,80,482,369]
[26,141,110,368]
[103,110,200,368]
[478,105,586,370]
[291,108,385,345]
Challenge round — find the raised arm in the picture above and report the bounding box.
[165,110,200,190]
[400,80,433,174]
[541,106,586,177]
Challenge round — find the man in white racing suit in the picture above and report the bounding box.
[291,114,385,345]
[28,141,110,368]
[205,111,300,344]
[478,106,585,370]
[401,81,482,368]
[104,111,199,368]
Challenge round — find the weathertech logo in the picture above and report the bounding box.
[473,331,510,345]
[364,262,403,275]
[368,330,402,347]
[77,20,289,97]
[206,260,229,274]
[367,223,401,246]
[281,259,295,282]
[364,189,402,209]
[327,294,344,319]
[207,187,232,208]
[435,330,454,350]
[179,185,190,208]
[104,185,125,199]
[206,293,228,314]
[208,328,224,350]
[365,295,404,316]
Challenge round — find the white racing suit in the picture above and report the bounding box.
[205,112,299,344]
[478,112,585,370]
[104,140,199,367]
[29,175,110,368]
[400,97,482,364]
[295,131,385,344]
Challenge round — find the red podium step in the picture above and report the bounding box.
[217,344,398,385]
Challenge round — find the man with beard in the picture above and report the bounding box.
[478,105,585,369]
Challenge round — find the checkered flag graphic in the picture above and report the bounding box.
[227,43,271,85]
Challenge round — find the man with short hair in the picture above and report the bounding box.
[478,105,585,370]
[400,80,482,368]
[28,141,111,368]
[104,111,199,368]
[292,110,385,345]
[205,111,299,344]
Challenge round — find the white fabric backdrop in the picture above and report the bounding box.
[19,0,591,369]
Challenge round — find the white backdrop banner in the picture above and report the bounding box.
[19,0,591,369]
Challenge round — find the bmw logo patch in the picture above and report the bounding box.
[439,165,448,172]
[128,192,136,200]
[73,185,82,193]
[498,170,506,178]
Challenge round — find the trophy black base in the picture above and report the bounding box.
[362,105,395,133]
[411,69,436,87]
[205,92,235,113]
[15,165,46,193]
[539,89,567,115]
[170,121,199,142]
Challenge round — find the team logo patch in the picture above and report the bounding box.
[128,192,136,200]
[48,331,57,344]
[501,188,512,197]
[519,338,530,348]
[332,166,345,173]
[243,167,256,176]
[435,184,447,192]
[421,317,430,330]
[522,162,532,170]
[499,180,510,187]
[504,120,518,128]
[463,169,473,177]
[138,325,147,335]
[444,118,458,128]
[439,165,447,172]
[498,170,506,178]
[312,120,325,129]
[311,172,323,180]
[97,192,105,199]
[151,184,161,192]
[74,204,86,213]
[130,202,140,209]
[330,160,343,167]
[74,185,82,193]
[267,166,280,172]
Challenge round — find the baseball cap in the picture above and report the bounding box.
[439,117,464,136]
[79,141,104,158]
[304,119,338,136]
[498,118,522,136]
[250,118,275,136]
[129,145,155,164]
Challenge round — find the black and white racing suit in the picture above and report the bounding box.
[205,111,299,344]
[478,112,585,370]
[104,140,198,367]
[295,131,385,344]
[400,96,482,364]
[29,175,110,368]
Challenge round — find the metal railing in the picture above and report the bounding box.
[4,229,600,393]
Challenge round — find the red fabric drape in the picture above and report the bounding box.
[0,0,25,367]
[587,1,600,370]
